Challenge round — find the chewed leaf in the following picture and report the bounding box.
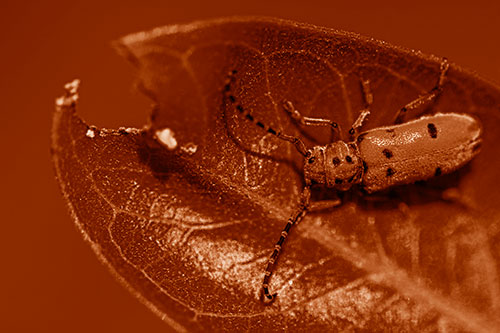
[52,17,500,331]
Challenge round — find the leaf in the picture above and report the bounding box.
[52,17,500,332]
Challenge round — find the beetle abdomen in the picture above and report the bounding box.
[357,113,482,193]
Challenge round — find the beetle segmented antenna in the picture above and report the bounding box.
[223,70,310,157]
[261,186,311,304]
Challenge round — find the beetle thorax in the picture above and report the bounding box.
[303,141,363,191]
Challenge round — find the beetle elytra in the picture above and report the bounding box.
[222,58,482,304]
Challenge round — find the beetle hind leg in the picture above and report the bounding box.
[393,58,450,124]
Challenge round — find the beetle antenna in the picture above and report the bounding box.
[223,71,309,157]
[261,185,311,304]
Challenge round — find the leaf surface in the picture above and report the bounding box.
[52,17,500,332]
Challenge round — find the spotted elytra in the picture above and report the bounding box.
[222,58,482,304]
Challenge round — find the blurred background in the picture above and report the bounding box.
[1,1,499,332]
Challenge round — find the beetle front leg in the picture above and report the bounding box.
[349,79,373,139]
[224,71,310,158]
[283,101,342,141]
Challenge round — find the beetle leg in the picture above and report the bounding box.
[393,58,450,124]
[283,100,342,141]
[308,197,342,212]
[224,71,310,157]
[261,185,311,304]
[349,79,372,139]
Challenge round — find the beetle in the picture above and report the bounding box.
[222,58,482,304]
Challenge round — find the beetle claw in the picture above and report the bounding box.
[261,288,277,305]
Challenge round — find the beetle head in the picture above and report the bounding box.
[304,142,363,191]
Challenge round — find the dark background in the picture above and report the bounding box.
[2,1,499,332]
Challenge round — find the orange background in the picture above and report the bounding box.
[2,1,499,332]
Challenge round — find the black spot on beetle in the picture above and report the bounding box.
[228,95,236,103]
[348,170,361,183]
[435,167,442,177]
[357,133,366,143]
[382,149,393,159]
[427,123,438,138]
[335,178,343,184]
[256,121,265,128]
[386,129,396,138]
[386,168,395,177]
[267,127,276,135]
[308,157,316,164]
[363,161,368,172]
[245,114,254,121]
[332,157,341,166]
[345,155,353,163]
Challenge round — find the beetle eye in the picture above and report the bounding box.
[332,157,340,166]
[345,155,353,163]
[308,157,316,164]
